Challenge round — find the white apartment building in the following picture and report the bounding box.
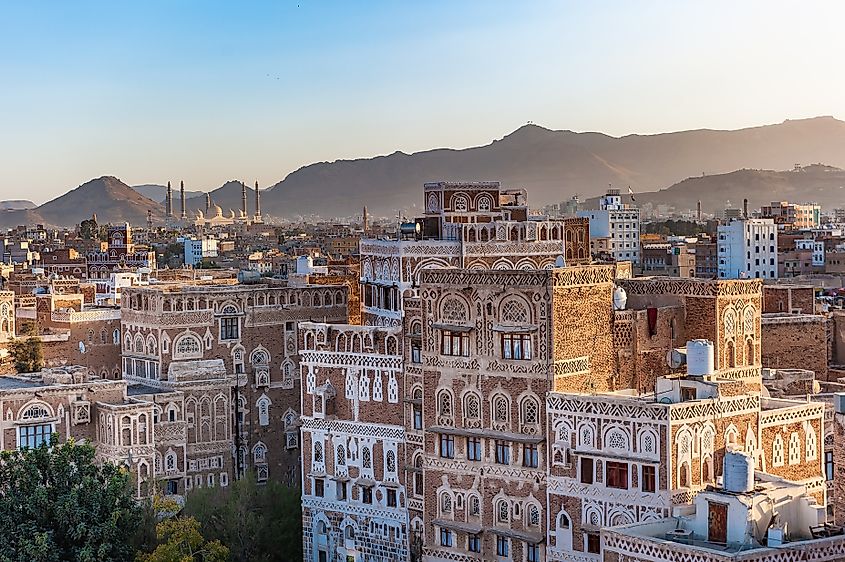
[577,188,640,264]
[717,218,778,279]
[182,236,218,266]
[796,239,826,267]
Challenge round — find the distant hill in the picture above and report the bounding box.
[603,164,845,215]
[254,116,845,217]
[0,200,35,211]
[133,184,205,204]
[0,177,164,229]
[7,116,845,226]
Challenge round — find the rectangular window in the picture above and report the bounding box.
[440,528,453,547]
[220,317,239,340]
[586,532,601,554]
[526,543,540,562]
[495,440,510,465]
[411,341,422,363]
[361,486,373,504]
[314,478,324,497]
[826,451,834,481]
[606,461,629,489]
[501,333,532,360]
[413,405,423,430]
[523,443,539,468]
[496,536,509,557]
[581,457,594,484]
[440,434,455,459]
[19,424,52,449]
[441,331,469,357]
[468,534,481,553]
[642,465,656,493]
[467,437,482,461]
[386,488,397,507]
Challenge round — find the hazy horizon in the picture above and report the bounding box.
[2,0,844,204]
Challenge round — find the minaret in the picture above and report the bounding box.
[165,181,173,218]
[241,181,247,218]
[254,180,261,221]
[180,180,186,219]
[363,206,369,235]
[206,192,211,214]
[697,200,702,222]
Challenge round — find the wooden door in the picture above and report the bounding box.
[708,501,728,544]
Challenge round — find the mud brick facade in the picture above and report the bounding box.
[762,313,829,379]
[763,284,815,314]
[121,281,349,492]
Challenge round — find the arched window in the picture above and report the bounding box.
[453,195,468,212]
[724,309,737,337]
[362,447,372,469]
[441,493,452,514]
[497,500,509,523]
[492,395,509,425]
[772,434,784,467]
[520,396,539,428]
[477,196,492,212]
[468,495,480,516]
[806,427,818,461]
[527,504,540,527]
[257,396,271,426]
[386,450,396,473]
[254,442,267,463]
[556,510,573,551]
[579,424,595,448]
[336,444,346,466]
[605,427,630,452]
[441,297,468,323]
[788,432,801,465]
[743,305,755,334]
[438,391,453,417]
[464,392,480,420]
[313,441,324,464]
[173,334,202,359]
[500,298,529,324]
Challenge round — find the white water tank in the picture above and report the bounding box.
[296,255,314,275]
[613,286,627,310]
[723,450,754,493]
[686,339,715,377]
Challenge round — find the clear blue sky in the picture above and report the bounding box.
[1,0,843,203]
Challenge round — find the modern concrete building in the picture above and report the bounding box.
[717,218,778,280]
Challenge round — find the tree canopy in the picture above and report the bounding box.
[183,473,302,562]
[9,332,43,373]
[136,517,229,562]
[0,436,142,562]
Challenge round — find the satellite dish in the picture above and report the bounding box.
[78,342,86,354]
[666,348,686,369]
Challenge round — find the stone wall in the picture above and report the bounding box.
[762,314,829,380]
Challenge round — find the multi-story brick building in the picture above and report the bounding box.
[300,265,831,562]
[360,181,590,327]
[120,280,349,491]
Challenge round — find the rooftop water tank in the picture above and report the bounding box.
[296,255,313,275]
[686,339,715,377]
[723,449,754,493]
[613,286,627,310]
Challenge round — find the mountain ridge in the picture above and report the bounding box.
[4,116,845,227]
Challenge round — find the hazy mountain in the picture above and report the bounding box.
[5,116,845,227]
[133,184,205,204]
[601,164,845,215]
[256,116,845,217]
[0,200,36,211]
[0,176,164,229]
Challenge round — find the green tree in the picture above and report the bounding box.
[183,474,302,562]
[8,327,43,373]
[137,517,229,562]
[0,436,142,562]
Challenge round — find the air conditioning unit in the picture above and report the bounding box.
[835,393,845,415]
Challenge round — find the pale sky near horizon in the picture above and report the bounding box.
[1,0,843,204]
